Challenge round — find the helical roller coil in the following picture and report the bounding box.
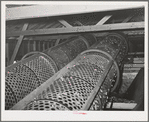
[5,34,96,110]
[11,33,128,110]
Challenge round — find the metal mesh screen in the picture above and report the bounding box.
[48,35,96,69]
[6,64,40,109]
[24,52,114,110]
[5,34,97,110]
[5,83,17,110]
[11,33,128,111]
[24,55,58,84]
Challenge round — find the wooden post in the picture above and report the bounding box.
[38,41,40,51]
[54,39,61,46]
[9,23,28,65]
[27,40,30,53]
[43,41,45,51]
[33,41,36,51]
[6,42,9,66]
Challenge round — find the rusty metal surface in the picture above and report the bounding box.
[14,33,128,111]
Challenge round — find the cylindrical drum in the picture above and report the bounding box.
[11,33,128,110]
[5,34,97,110]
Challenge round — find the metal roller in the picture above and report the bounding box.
[11,33,128,110]
[47,34,96,69]
[5,34,97,110]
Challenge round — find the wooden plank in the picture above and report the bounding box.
[123,30,144,35]
[44,22,57,29]
[6,42,9,66]
[27,40,30,53]
[45,42,47,49]
[133,57,144,61]
[74,21,83,26]
[33,41,36,51]
[124,64,144,68]
[128,52,144,55]
[7,22,144,37]
[21,41,25,57]
[123,72,138,79]
[43,41,45,51]
[58,20,72,27]
[125,57,144,64]
[9,23,28,65]
[6,5,143,21]
[38,41,41,51]
[106,102,137,109]
[123,67,141,71]
[122,14,134,23]
[54,39,61,46]
[13,30,143,41]
[96,15,112,25]
[27,34,78,41]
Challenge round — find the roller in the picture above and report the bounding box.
[5,34,97,110]
[11,33,128,110]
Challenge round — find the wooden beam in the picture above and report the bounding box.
[9,23,28,65]
[7,22,144,37]
[8,35,77,41]
[6,5,143,21]
[6,30,144,42]
[124,64,144,68]
[123,67,141,71]
[38,41,41,51]
[128,52,144,55]
[43,41,45,51]
[47,42,49,49]
[30,34,79,40]
[96,15,112,25]
[33,41,36,51]
[122,14,135,23]
[106,102,137,109]
[27,40,30,53]
[74,21,83,26]
[6,42,9,66]
[125,58,144,64]
[54,39,61,46]
[58,20,72,27]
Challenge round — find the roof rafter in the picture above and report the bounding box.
[58,20,72,27]
[7,22,144,37]
[96,15,112,25]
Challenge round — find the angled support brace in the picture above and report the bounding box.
[54,39,61,46]
[9,23,28,65]
[58,19,72,27]
[96,15,112,25]
[122,14,135,23]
